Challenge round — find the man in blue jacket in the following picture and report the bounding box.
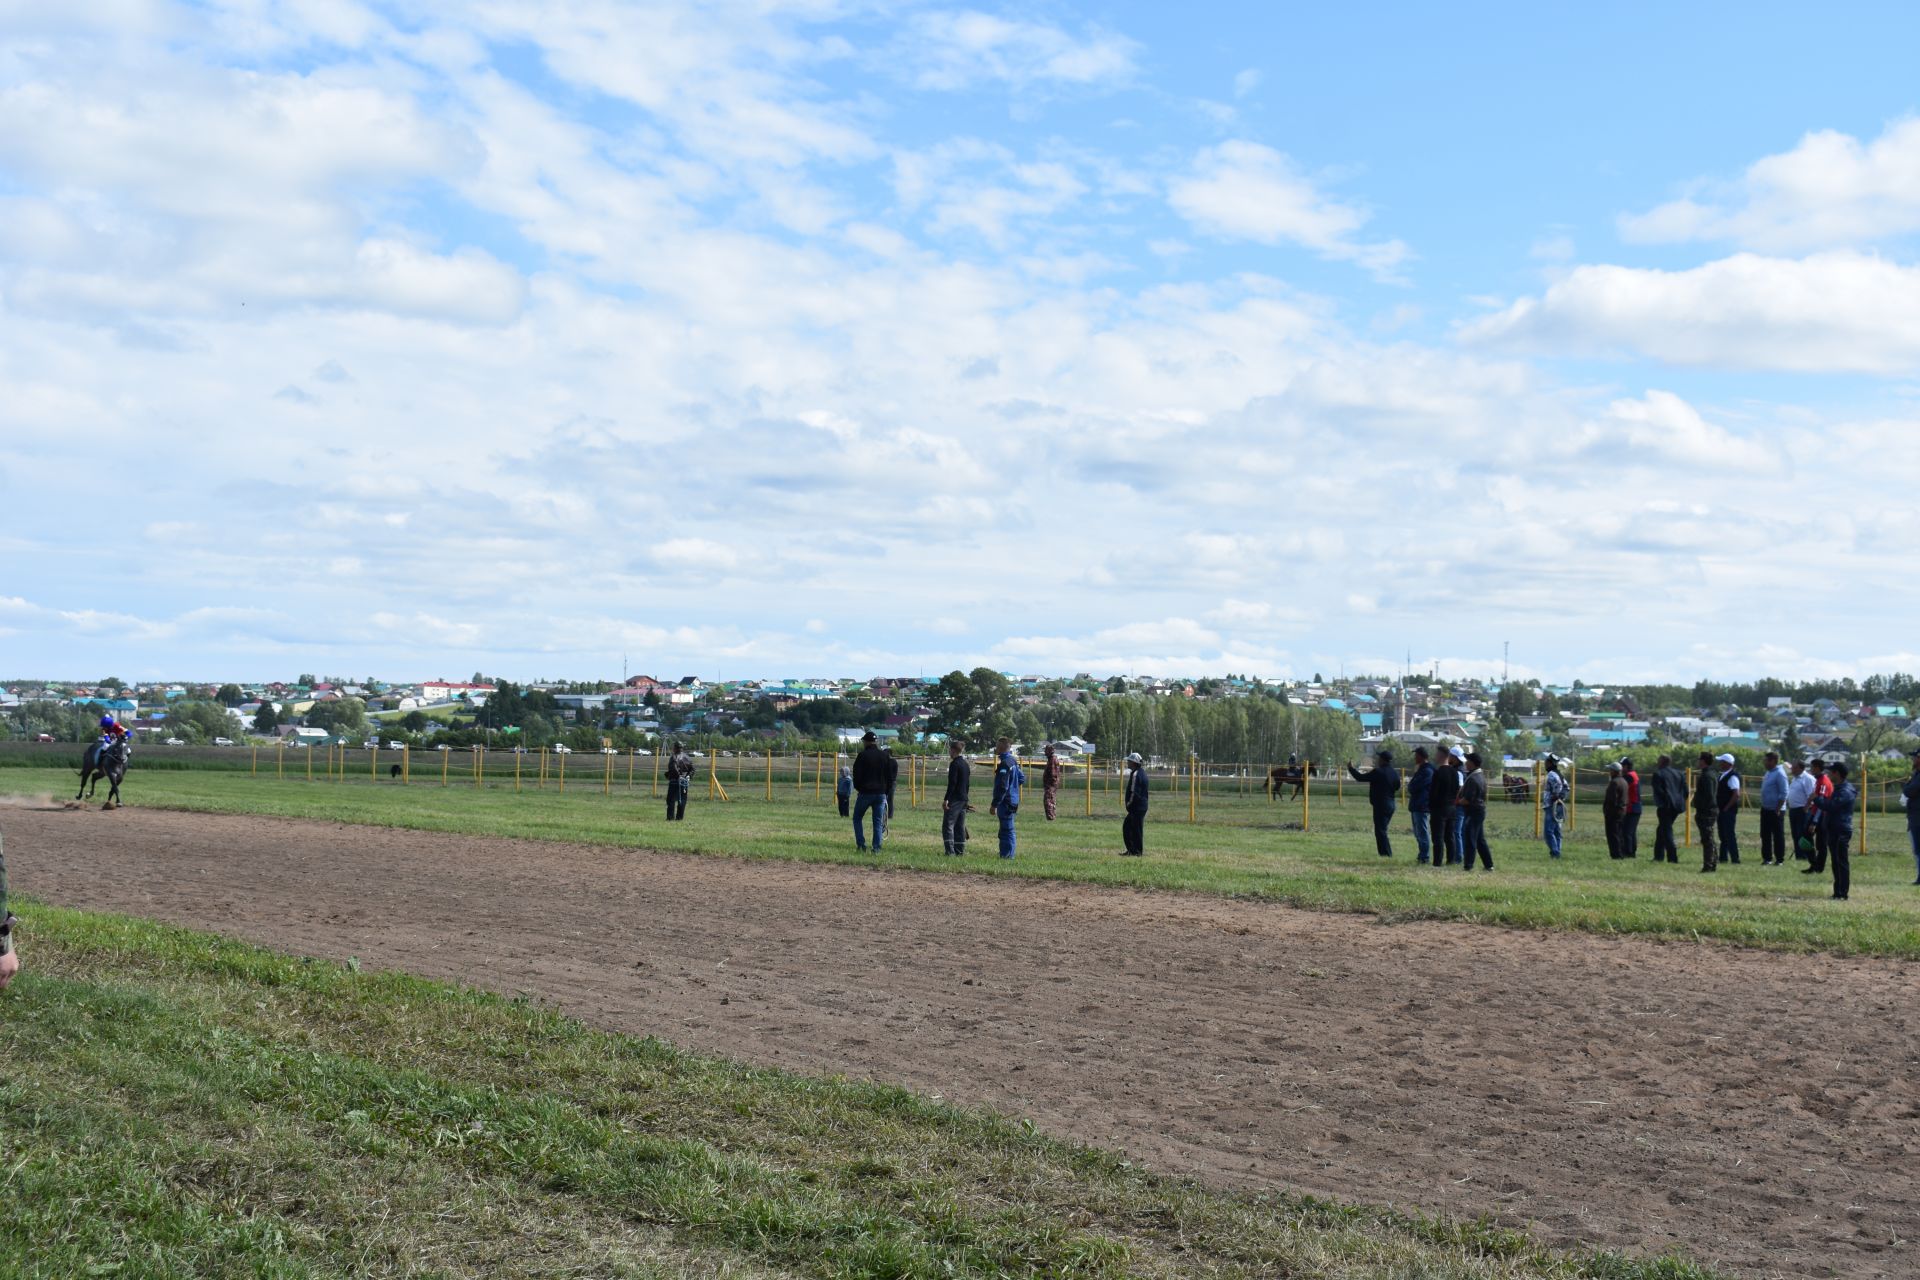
[1817,761,1858,900]
[991,736,1025,859]
[1121,751,1149,855]
[1758,751,1789,865]
[1348,750,1401,858]
[1405,747,1434,863]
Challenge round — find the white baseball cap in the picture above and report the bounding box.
[1715,753,1736,764]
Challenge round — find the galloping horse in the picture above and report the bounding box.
[1500,773,1532,805]
[78,739,129,807]
[1265,764,1307,801]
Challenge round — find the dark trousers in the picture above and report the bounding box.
[1811,818,1830,872]
[1428,809,1455,863]
[1696,809,1719,869]
[1717,809,1740,863]
[1122,808,1145,856]
[838,793,850,817]
[1759,809,1786,863]
[1789,809,1810,859]
[666,779,688,820]
[1462,809,1492,869]
[941,802,968,854]
[1653,808,1680,861]
[1623,808,1642,857]
[1830,828,1852,899]
[1604,813,1624,858]
[1371,803,1395,857]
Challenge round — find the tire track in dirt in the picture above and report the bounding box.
[8,805,1919,1279]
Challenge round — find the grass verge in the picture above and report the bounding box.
[0,901,1717,1279]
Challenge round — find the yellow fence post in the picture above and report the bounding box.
[370,744,377,784]
[1085,755,1093,816]
[795,750,803,794]
[653,748,661,798]
[558,749,565,793]
[628,749,635,791]
[1534,760,1542,840]
[605,749,612,797]
[252,745,257,777]
[305,743,312,782]
[402,746,409,785]
[816,751,823,802]
[1337,767,1343,805]
[440,747,448,787]
[515,748,521,792]
[1189,753,1198,824]
[764,750,771,801]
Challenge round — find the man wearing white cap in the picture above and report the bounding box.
[1715,753,1742,865]
[1121,752,1149,856]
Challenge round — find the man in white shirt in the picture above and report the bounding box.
[1785,758,1816,862]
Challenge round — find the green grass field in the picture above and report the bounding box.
[7,764,1917,958]
[0,901,1718,1279]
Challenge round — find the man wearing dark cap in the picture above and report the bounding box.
[1121,752,1149,856]
[851,730,890,851]
[1347,749,1401,857]
[1602,761,1628,859]
[1692,751,1720,872]
[1429,748,1462,865]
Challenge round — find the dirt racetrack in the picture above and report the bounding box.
[8,806,1919,1279]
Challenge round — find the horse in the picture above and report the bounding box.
[78,739,129,807]
[1265,765,1307,801]
[1500,773,1532,805]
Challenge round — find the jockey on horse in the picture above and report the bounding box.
[97,713,133,759]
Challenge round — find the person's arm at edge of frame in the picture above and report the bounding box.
[0,831,18,992]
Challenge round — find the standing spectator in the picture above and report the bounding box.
[1649,754,1686,863]
[1693,751,1720,872]
[665,742,694,821]
[1347,750,1401,858]
[1458,752,1493,870]
[991,737,1025,858]
[1041,744,1063,820]
[1429,747,1463,865]
[1817,762,1859,900]
[1121,752,1149,856]
[836,759,853,818]
[941,739,972,856]
[1785,758,1815,863]
[1407,747,1435,864]
[1540,756,1569,859]
[1715,753,1743,865]
[1903,748,1920,886]
[0,830,18,993]
[1602,762,1629,859]
[1620,757,1643,858]
[851,731,890,852]
[1802,759,1834,876]
[1758,751,1790,865]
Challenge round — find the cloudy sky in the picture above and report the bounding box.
[4,1,1919,684]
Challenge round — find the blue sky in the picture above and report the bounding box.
[3,0,1919,684]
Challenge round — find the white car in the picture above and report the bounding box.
[386,740,404,750]
[213,737,234,746]
[165,737,184,746]
[362,739,379,749]
[600,747,617,755]
[553,744,573,754]
[436,744,450,752]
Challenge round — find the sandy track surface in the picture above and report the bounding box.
[7,805,1918,1278]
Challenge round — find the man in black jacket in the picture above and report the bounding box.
[851,731,891,851]
[1649,754,1685,863]
[1693,751,1720,871]
[1121,751,1149,855]
[1429,749,1462,865]
[941,739,971,855]
[1348,750,1401,858]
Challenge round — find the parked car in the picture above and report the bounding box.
[436,744,451,752]
[386,740,404,750]
[553,745,573,754]
[600,747,617,755]
[362,739,379,749]
[34,733,54,743]
[165,737,184,746]
[213,737,235,746]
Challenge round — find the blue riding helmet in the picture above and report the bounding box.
[100,714,115,729]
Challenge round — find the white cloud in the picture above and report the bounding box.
[1621,118,1920,251]
[1460,251,1920,372]
[1168,141,1409,277]
[1232,68,1261,100]
[902,10,1137,91]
